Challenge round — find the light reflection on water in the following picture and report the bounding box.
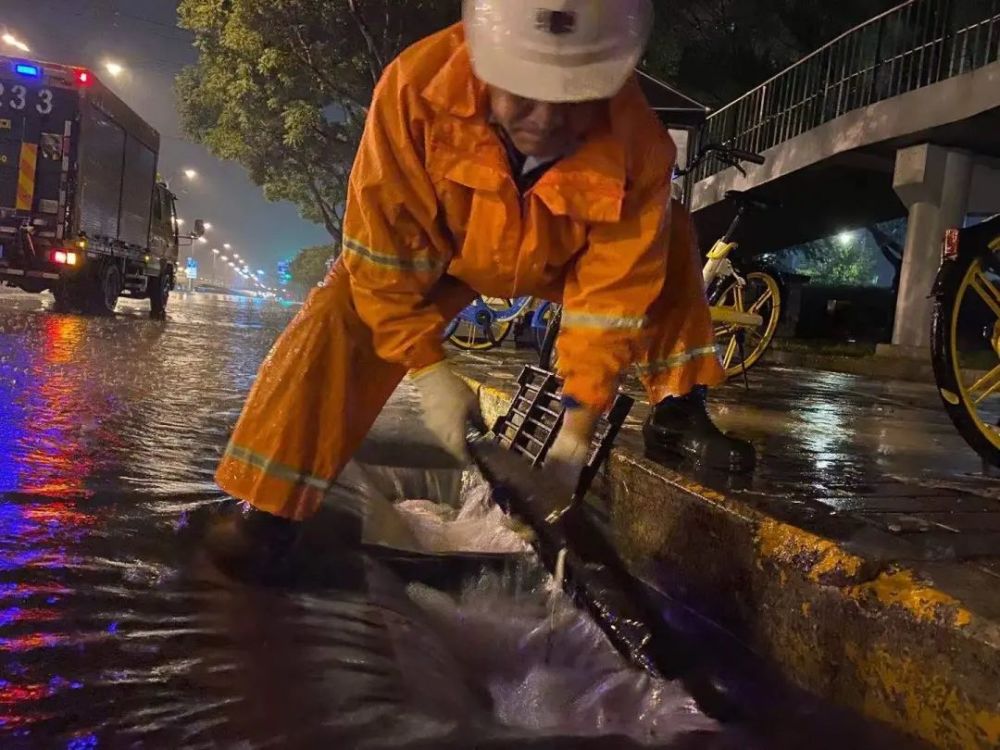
[0,292,735,748]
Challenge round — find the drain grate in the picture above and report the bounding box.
[491,365,634,499]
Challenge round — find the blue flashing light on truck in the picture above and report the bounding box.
[0,56,203,317]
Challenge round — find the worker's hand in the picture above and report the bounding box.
[411,361,482,464]
[544,406,598,522]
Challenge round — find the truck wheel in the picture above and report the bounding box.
[149,269,171,320]
[52,283,75,312]
[53,278,86,312]
[85,263,122,316]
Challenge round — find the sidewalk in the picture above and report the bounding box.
[764,339,941,383]
[454,348,1000,750]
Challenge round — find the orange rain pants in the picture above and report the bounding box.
[215,202,722,521]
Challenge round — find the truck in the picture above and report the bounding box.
[0,55,202,317]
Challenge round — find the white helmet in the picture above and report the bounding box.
[463,0,654,103]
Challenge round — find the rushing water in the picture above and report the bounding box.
[0,290,923,749]
[0,290,733,748]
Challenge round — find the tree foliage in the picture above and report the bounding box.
[176,0,900,236]
[797,237,880,286]
[290,243,336,289]
[176,0,459,241]
[645,0,900,105]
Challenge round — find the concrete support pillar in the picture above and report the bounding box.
[890,144,974,352]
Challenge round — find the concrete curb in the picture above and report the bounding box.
[464,376,1000,750]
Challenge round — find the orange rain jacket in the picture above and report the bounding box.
[342,24,677,411]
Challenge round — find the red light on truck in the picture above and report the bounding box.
[51,250,77,266]
[75,69,93,87]
[943,229,960,260]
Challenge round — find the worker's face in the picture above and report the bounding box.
[487,86,607,158]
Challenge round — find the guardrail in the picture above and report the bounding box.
[694,0,1000,183]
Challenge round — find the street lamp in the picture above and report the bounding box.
[203,222,213,231]
[223,243,231,250]
[183,168,198,180]
[104,61,124,78]
[1,32,30,53]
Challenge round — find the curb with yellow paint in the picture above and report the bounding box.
[462,374,1000,750]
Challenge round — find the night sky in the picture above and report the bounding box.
[1,0,332,279]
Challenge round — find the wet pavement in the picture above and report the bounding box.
[0,289,944,748]
[455,347,1000,589]
[455,345,1000,749]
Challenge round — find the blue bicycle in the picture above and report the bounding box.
[444,296,557,352]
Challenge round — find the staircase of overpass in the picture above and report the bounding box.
[688,0,1000,350]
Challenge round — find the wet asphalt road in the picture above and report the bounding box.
[0,289,736,749]
[0,289,928,749]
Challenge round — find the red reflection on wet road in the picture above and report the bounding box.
[22,504,94,527]
[0,682,55,704]
[0,632,67,652]
[18,315,95,497]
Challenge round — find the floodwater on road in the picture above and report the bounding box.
[0,289,917,749]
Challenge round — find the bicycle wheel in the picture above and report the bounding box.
[931,247,1000,467]
[713,271,782,378]
[447,297,516,351]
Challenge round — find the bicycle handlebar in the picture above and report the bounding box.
[728,148,765,165]
[676,144,766,177]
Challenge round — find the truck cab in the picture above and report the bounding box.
[150,183,179,261]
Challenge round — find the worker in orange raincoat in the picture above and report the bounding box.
[211,0,755,567]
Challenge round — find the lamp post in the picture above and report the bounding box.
[163,168,199,194]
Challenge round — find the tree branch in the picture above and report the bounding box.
[284,20,370,110]
[347,0,385,86]
[306,173,342,240]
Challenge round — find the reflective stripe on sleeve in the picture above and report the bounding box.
[342,236,443,274]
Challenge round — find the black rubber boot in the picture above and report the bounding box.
[204,505,302,583]
[643,386,756,474]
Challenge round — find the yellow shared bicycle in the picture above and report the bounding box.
[683,145,783,380]
[932,215,1000,468]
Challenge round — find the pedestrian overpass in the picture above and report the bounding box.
[688,0,1000,351]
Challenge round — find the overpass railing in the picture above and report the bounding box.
[694,0,1000,182]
